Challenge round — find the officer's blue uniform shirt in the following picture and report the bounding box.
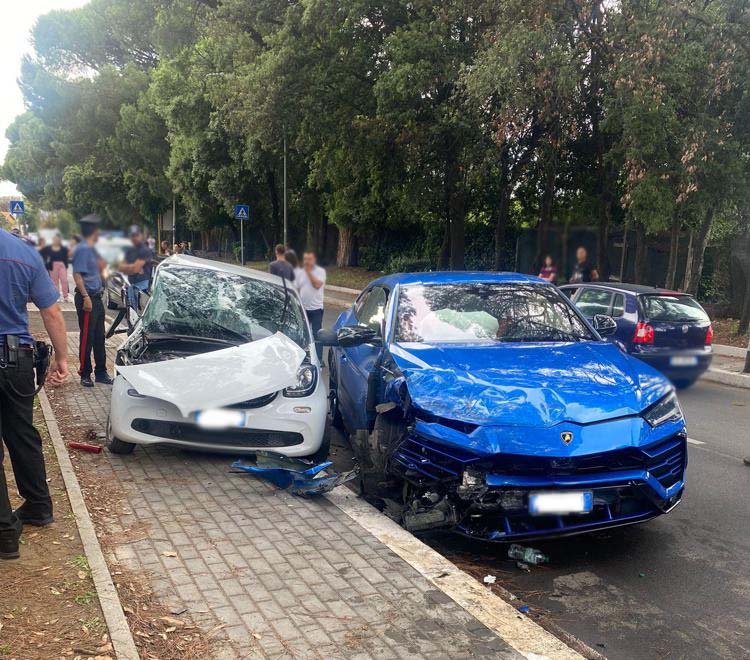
[0,228,59,345]
[72,242,103,292]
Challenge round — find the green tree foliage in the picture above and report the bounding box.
[2,0,749,294]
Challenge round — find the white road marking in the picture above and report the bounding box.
[687,438,706,446]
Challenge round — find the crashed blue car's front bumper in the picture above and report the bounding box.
[389,416,687,542]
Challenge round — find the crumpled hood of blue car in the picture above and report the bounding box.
[389,341,670,428]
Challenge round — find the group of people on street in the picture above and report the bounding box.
[160,240,194,256]
[537,246,600,284]
[269,244,327,360]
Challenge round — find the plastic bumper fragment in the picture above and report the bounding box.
[231,451,358,497]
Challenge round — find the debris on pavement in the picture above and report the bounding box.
[516,561,531,573]
[482,574,496,585]
[68,441,103,453]
[231,451,358,497]
[507,543,549,565]
[517,605,530,614]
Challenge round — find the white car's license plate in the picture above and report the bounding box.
[529,491,593,516]
[195,409,246,429]
[670,355,698,367]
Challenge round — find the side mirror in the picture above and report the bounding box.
[593,314,617,337]
[336,325,382,347]
[316,328,339,346]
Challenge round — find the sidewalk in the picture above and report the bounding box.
[703,345,750,389]
[42,332,577,659]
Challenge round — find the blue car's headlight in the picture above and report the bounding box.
[643,391,683,427]
[283,364,318,398]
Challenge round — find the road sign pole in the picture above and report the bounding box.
[240,215,244,266]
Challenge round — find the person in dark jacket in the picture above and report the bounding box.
[269,244,295,281]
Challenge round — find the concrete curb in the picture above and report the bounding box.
[326,488,587,660]
[713,343,748,359]
[38,389,140,660]
[702,367,750,389]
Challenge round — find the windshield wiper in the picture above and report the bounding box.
[504,319,591,342]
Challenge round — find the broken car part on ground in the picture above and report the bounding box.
[323,272,688,542]
[232,451,358,497]
[107,255,327,458]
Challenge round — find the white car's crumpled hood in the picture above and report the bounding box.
[117,332,306,416]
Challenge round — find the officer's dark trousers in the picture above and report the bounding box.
[75,291,107,377]
[0,353,52,536]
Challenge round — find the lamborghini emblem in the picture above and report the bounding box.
[560,431,574,445]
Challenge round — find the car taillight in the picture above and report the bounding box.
[705,324,713,345]
[634,322,654,344]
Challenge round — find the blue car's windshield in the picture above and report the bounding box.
[395,283,594,343]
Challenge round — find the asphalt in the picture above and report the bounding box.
[319,305,750,658]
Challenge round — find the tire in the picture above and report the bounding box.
[306,433,331,464]
[673,378,697,390]
[106,415,136,455]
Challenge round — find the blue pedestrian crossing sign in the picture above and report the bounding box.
[9,200,25,215]
[234,204,249,221]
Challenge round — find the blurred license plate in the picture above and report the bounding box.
[670,356,698,367]
[195,409,245,429]
[529,491,593,516]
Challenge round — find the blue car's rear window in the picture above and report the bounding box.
[641,295,708,323]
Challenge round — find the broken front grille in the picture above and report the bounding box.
[393,433,687,491]
[130,418,303,448]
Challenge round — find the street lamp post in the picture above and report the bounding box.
[283,130,288,247]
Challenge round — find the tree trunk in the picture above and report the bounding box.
[596,164,614,281]
[619,219,630,281]
[682,207,714,296]
[665,213,680,289]
[336,225,358,267]
[493,188,511,271]
[634,221,648,284]
[535,159,556,271]
[438,222,451,270]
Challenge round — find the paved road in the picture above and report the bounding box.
[322,306,750,658]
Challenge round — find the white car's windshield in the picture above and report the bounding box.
[395,283,594,343]
[142,265,310,347]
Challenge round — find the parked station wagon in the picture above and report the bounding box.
[560,283,713,388]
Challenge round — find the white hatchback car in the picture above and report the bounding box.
[107,255,327,459]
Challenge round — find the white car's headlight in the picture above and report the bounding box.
[643,391,683,427]
[283,364,318,398]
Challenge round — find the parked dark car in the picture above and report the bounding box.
[559,283,712,388]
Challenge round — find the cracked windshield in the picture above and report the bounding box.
[396,283,594,343]
[143,265,308,347]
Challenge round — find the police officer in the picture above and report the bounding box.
[1,227,69,560]
[72,215,112,388]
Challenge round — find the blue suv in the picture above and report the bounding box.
[318,272,687,542]
[560,283,713,389]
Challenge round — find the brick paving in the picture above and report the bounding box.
[49,333,519,659]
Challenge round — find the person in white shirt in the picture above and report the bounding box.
[295,251,326,360]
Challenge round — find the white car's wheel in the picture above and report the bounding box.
[106,414,136,455]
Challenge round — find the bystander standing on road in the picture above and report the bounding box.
[181,240,194,256]
[118,225,153,312]
[40,234,70,302]
[269,244,295,281]
[284,248,299,270]
[295,251,326,361]
[68,234,80,260]
[1,227,69,561]
[72,215,112,388]
[160,240,172,256]
[538,254,557,283]
[569,246,599,283]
